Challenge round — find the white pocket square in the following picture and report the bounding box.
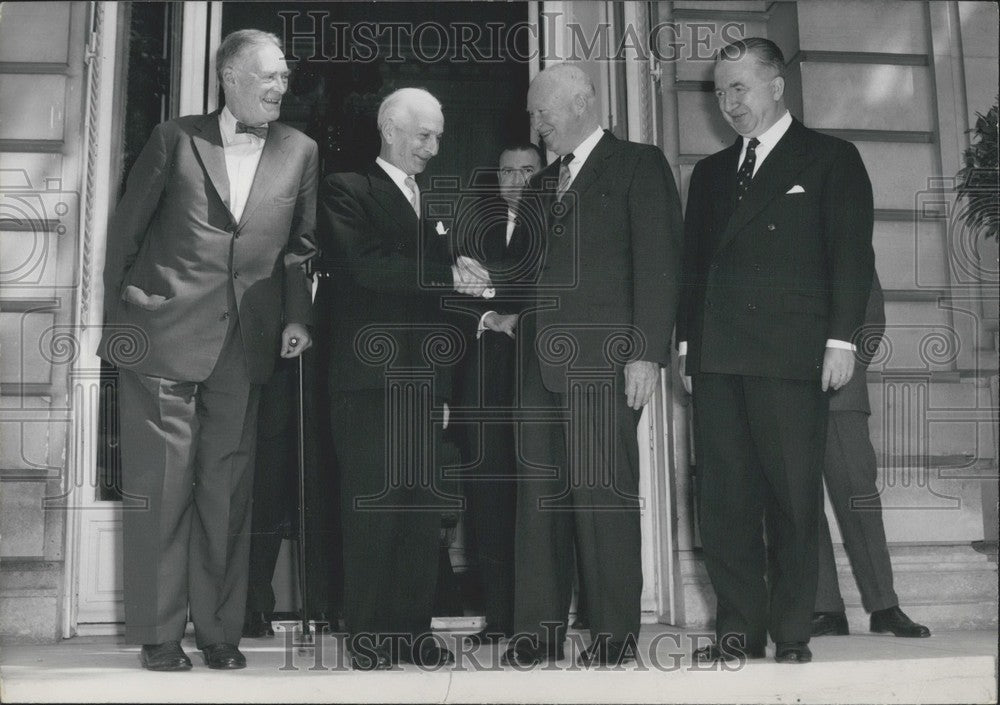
[786,185,805,194]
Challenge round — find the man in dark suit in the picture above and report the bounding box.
[812,274,931,639]
[502,64,683,667]
[318,87,492,670]
[99,30,317,671]
[677,38,875,664]
[456,142,543,645]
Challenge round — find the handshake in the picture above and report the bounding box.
[451,255,495,298]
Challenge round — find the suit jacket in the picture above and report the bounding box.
[829,271,885,414]
[453,195,537,407]
[519,131,684,394]
[99,112,318,384]
[319,163,456,396]
[678,118,875,381]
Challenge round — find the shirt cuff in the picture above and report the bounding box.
[678,341,688,356]
[477,311,497,339]
[826,338,856,351]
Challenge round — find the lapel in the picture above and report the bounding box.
[190,112,231,216]
[718,118,816,250]
[715,138,741,228]
[368,163,419,234]
[559,131,615,218]
[238,123,291,228]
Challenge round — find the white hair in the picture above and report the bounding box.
[377,88,443,134]
[537,63,597,105]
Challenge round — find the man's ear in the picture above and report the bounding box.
[221,65,237,89]
[771,76,785,101]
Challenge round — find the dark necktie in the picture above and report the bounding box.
[235,121,268,139]
[735,137,759,203]
[556,152,575,201]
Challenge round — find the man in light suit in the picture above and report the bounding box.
[678,38,875,664]
[812,274,931,639]
[99,30,317,671]
[502,64,683,668]
[318,88,491,670]
[456,142,543,645]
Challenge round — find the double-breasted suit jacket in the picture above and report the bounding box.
[679,116,876,649]
[678,118,874,379]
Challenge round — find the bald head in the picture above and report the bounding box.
[527,63,601,156]
[378,87,444,176]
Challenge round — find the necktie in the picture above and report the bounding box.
[235,121,268,139]
[556,152,575,201]
[404,176,419,216]
[735,137,759,203]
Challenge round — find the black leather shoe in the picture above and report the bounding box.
[692,642,766,663]
[348,645,393,671]
[399,640,455,667]
[140,641,192,671]
[577,639,637,667]
[774,641,812,663]
[501,641,564,667]
[242,610,275,638]
[811,611,849,636]
[870,605,931,638]
[202,643,246,670]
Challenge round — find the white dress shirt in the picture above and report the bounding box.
[219,106,266,222]
[559,126,605,190]
[737,109,792,176]
[376,156,418,205]
[505,206,518,246]
[679,110,853,355]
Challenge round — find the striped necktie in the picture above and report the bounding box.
[556,152,575,202]
[404,176,419,216]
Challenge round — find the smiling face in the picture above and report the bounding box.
[713,53,785,138]
[222,42,289,127]
[383,102,444,176]
[526,75,589,157]
[498,148,541,206]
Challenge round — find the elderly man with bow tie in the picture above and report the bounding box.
[100,29,318,672]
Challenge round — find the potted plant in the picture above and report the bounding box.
[956,97,999,243]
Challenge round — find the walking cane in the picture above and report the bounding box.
[293,343,313,647]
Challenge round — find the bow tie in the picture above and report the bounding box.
[235,121,268,139]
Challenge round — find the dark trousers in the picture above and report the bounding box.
[246,354,344,618]
[512,356,643,646]
[457,333,518,634]
[246,360,297,616]
[330,389,450,643]
[815,410,898,613]
[692,372,827,647]
[119,322,259,648]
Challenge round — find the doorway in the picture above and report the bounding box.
[75,0,534,631]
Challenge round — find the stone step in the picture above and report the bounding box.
[675,543,998,631]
